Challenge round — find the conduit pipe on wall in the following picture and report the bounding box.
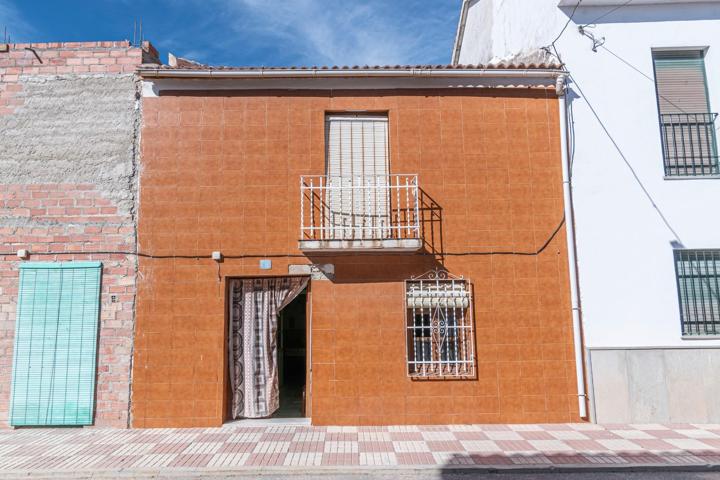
[558,76,589,419]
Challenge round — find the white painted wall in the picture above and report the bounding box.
[457,0,720,348]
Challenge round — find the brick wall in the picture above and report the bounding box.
[134,89,579,428]
[0,40,158,115]
[0,40,156,427]
[0,185,136,427]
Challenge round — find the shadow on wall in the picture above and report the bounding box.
[304,253,445,284]
[303,187,445,284]
[419,188,444,261]
[559,2,720,24]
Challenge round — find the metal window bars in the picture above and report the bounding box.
[404,269,475,379]
[300,174,420,241]
[660,113,719,177]
[674,249,720,336]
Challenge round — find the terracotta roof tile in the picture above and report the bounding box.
[139,61,563,72]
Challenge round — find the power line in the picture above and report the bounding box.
[551,0,583,49]
[599,43,720,132]
[0,217,566,261]
[543,0,582,66]
[568,74,684,244]
[581,0,634,27]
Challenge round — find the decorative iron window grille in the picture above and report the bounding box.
[660,113,719,177]
[674,249,720,336]
[405,269,475,379]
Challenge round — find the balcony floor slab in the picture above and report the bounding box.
[298,238,422,253]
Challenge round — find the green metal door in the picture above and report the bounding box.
[10,262,102,426]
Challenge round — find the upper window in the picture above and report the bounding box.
[299,113,421,251]
[652,49,718,177]
[405,270,475,379]
[674,249,720,336]
[324,114,390,240]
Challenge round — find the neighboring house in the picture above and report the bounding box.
[454,0,720,423]
[133,62,581,428]
[0,41,159,428]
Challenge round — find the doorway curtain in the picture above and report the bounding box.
[228,277,308,419]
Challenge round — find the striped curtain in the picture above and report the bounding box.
[228,277,308,419]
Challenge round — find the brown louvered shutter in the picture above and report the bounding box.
[653,50,710,114]
[653,50,718,176]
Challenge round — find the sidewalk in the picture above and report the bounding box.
[1,422,720,477]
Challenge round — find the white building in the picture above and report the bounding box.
[454,0,720,423]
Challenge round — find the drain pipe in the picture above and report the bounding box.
[558,75,588,419]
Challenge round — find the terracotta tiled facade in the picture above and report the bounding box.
[133,88,579,428]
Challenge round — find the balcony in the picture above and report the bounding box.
[660,113,719,177]
[299,174,422,253]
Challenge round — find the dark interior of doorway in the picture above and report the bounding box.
[274,289,307,418]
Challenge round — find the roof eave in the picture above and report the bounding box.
[137,67,565,80]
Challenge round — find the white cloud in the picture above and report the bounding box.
[223,0,458,66]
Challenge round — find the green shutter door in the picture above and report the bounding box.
[10,262,102,426]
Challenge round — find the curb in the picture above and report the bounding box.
[3,462,720,478]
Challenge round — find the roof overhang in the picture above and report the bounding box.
[138,66,567,97]
[138,66,563,80]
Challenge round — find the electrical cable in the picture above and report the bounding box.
[550,0,583,49]
[0,217,567,259]
[542,0,581,67]
[568,73,684,244]
[580,0,634,27]
[599,44,720,132]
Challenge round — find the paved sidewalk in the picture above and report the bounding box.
[1,422,720,476]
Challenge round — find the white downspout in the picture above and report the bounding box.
[558,76,588,419]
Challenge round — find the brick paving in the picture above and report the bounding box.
[1,423,720,474]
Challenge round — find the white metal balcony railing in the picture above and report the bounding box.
[299,174,421,251]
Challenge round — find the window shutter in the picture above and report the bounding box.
[653,50,710,114]
[325,115,390,239]
[325,115,389,178]
[10,262,102,426]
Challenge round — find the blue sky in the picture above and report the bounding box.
[0,0,462,66]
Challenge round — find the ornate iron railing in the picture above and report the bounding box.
[405,269,475,379]
[300,174,420,242]
[660,112,719,176]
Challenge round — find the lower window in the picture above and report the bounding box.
[10,262,102,426]
[674,249,720,336]
[405,270,475,378]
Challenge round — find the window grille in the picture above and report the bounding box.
[652,50,718,176]
[405,269,475,379]
[674,249,720,336]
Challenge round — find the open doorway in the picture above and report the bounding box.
[226,276,308,421]
[276,290,307,418]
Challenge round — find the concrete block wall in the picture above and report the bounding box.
[0,40,158,428]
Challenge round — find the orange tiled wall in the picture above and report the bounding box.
[132,89,580,427]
